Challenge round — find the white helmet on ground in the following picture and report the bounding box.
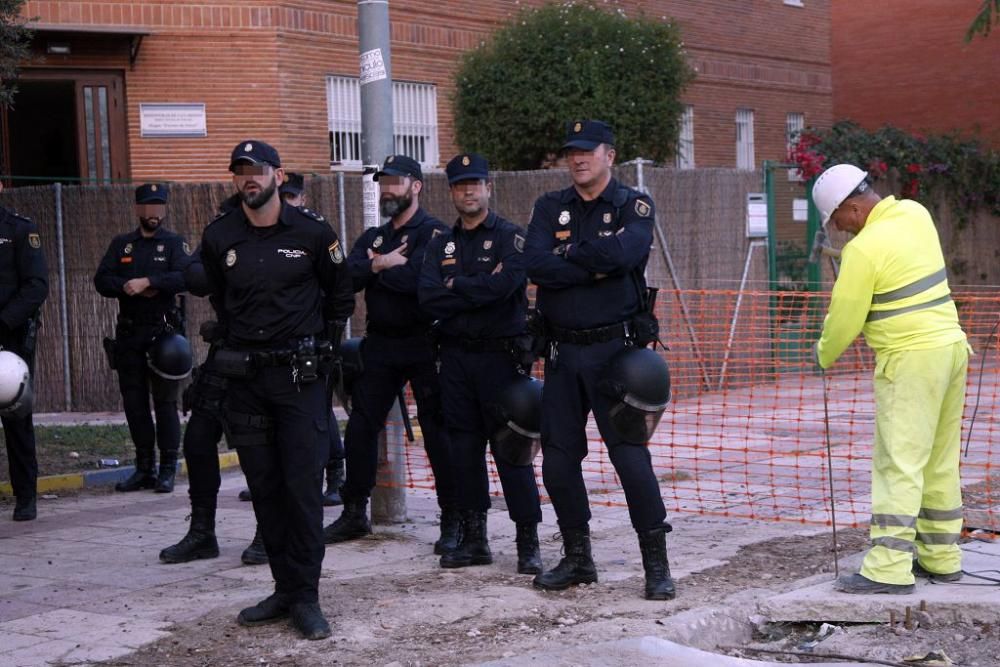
[0,350,32,418]
[811,164,868,225]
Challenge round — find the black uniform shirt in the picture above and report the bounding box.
[200,202,354,348]
[524,178,654,330]
[347,207,447,332]
[418,210,527,339]
[0,206,49,333]
[94,226,189,322]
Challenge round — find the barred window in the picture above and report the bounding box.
[675,105,695,169]
[326,76,440,169]
[786,112,805,180]
[735,108,755,170]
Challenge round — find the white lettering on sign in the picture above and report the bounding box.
[360,49,388,86]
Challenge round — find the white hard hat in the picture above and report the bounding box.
[811,164,867,225]
[0,350,32,417]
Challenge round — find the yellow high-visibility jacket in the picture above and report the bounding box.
[816,196,966,369]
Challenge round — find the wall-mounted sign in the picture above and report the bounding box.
[139,103,207,138]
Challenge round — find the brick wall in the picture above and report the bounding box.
[832,0,1000,147]
[19,0,832,180]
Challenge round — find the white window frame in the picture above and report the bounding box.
[675,104,694,169]
[735,108,755,170]
[783,0,804,7]
[786,112,805,181]
[326,75,440,170]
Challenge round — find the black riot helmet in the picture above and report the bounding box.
[599,346,670,445]
[147,331,194,381]
[489,375,543,467]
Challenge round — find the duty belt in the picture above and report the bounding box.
[549,321,629,345]
[118,313,167,327]
[366,323,428,339]
[441,335,516,352]
[866,267,952,322]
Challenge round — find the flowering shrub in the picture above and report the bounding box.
[789,121,1000,225]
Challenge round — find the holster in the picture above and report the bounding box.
[509,334,538,373]
[526,309,549,359]
[102,337,119,370]
[213,348,255,379]
[630,287,662,349]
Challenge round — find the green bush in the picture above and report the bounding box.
[453,1,694,169]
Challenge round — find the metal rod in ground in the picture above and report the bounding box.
[821,368,840,578]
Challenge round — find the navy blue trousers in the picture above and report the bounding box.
[540,339,666,532]
[438,345,541,524]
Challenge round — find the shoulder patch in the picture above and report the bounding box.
[28,232,41,249]
[514,234,525,253]
[328,239,344,264]
[182,242,192,255]
[635,199,651,218]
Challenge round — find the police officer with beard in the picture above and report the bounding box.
[323,155,459,554]
[418,153,543,573]
[524,120,676,601]
[0,180,49,521]
[95,184,190,494]
[200,140,353,640]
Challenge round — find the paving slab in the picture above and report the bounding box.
[759,539,1000,624]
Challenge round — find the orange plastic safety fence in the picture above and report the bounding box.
[380,289,1000,530]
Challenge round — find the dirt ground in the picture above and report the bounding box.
[77,524,1000,667]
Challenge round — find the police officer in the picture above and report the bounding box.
[94,184,190,494]
[418,153,543,573]
[0,181,49,521]
[524,120,676,600]
[323,155,459,553]
[236,172,348,508]
[200,140,353,640]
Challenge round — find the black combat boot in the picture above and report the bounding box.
[321,459,345,507]
[433,506,462,555]
[237,593,289,627]
[532,526,598,590]
[241,525,269,565]
[515,522,543,575]
[12,495,37,522]
[323,495,372,543]
[154,451,178,493]
[637,524,676,600]
[115,452,156,492]
[159,507,219,563]
[290,602,332,640]
[440,510,492,568]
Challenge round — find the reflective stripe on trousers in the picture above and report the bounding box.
[860,340,968,585]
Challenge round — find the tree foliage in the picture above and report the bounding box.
[452,1,694,170]
[0,0,34,107]
[965,0,999,41]
[789,121,1000,225]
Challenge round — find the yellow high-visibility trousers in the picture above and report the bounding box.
[860,340,969,585]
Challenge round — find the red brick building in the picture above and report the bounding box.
[3,0,832,183]
[832,0,1000,147]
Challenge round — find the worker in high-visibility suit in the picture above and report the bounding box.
[812,164,969,595]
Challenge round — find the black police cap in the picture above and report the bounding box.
[373,155,422,182]
[562,120,616,152]
[229,140,282,171]
[445,153,489,185]
[135,183,168,204]
[280,172,305,197]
